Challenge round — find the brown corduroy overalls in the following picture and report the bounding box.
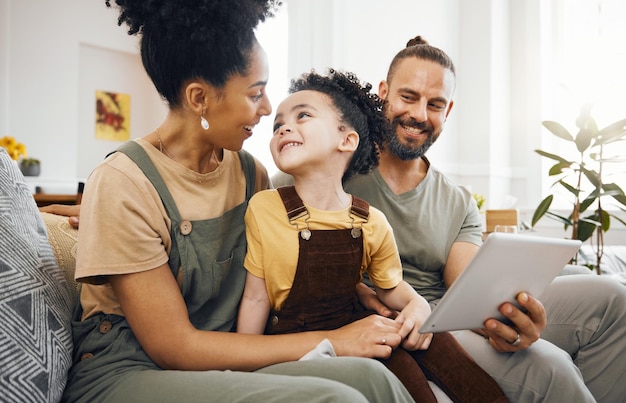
[265,186,508,403]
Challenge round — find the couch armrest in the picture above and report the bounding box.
[41,212,80,303]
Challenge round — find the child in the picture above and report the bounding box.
[237,69,507,403]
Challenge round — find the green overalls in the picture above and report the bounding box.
[63,141,256,401]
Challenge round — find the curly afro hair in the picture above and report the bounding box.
[289,69,390,184]
[105,0,281,107]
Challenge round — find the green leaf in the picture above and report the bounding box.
[548,162,570,176]
[594,118,626,147]
[535,149,571,165]
[581,166,601,188]
[610,212,626,226]
[531,195,553,227]
[558,180,580,196]
[542,121,575,142]
[576,220,597,242]
[600,189,624,197]
[579,215,601,226]
[580,113,599,134]
[575,105,597,130]
[546,210,573,226]
[604,182,626,206]
[603,182,625,193]
[580,211,609,233]
[579,195,597,214]
[575,128,595,153]
[612,193,626,207]
[601,209,611,232]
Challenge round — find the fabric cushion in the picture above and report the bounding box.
[41,212,80,303]
[0,149,73,403]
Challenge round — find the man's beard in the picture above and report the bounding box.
[384,116,437,161]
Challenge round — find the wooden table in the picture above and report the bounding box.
[33,193,78,207]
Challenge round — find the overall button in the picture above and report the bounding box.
[99,320,113,334]
[180,220,192,235]
[271,315,279,326]
[81,353,94,361]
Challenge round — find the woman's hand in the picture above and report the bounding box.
[328,314,403,359]
[39,204,81,229]
[481,292,546,352]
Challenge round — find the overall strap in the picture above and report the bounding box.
[112,142,257,216]
[350,196,370,220]
[277,185,370,221]
[112,142,257,276]
[113,141,182,222]
[237,149,257,202]
[276,186,307,220]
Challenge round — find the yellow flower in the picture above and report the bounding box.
[0,136,28,160]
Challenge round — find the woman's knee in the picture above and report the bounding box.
[342,357,413,402]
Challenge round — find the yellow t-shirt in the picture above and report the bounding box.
[76,138,269,319]
[244,189,403,310]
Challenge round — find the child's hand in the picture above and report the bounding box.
[395,297,432,351]
[356,283,396,318]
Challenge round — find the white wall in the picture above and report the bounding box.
[1,0,624,243]
[283,0,539,209]
[1,0,166,192]
[285,0,500,200]
[286,0,461,176]
[284,0,624,244]
[0,0,522,199]
[0,0,8,136]
[76,44,165,179]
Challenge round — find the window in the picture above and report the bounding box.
[545,0,626,208]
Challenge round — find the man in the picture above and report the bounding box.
[341,36,626,402]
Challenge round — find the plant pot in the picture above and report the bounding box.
[19,161,41,177]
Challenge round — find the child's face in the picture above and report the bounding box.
[270,90,349,175]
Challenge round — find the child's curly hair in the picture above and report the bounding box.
[289,69,390,183]
[105,0,281,107]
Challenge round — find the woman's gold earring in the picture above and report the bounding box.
[200,116,209,130]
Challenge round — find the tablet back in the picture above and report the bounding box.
[419,233,582,333]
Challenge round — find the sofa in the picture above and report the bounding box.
[578,244,626,285]
[0,150,76,402]
[1,144,622,402]
[1,151,456,401]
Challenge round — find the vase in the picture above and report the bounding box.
[19,161,41,177]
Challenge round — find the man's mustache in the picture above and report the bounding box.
[392,117,431,132]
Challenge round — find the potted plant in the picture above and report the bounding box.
[531,106,626,273]
[19,157,41,177]
[0,135,42,176]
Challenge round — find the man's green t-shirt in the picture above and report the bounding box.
[344,159,482,302]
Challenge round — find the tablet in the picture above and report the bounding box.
[419,233,582,333]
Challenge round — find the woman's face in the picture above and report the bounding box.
[208,43,272,151]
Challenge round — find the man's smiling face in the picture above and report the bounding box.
[378,57,455,160]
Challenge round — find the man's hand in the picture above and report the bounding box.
[481,292,546,352]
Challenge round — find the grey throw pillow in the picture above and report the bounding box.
[0,149,73,402]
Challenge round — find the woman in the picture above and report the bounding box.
[62,1,413,402]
